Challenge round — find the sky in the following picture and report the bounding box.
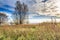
[0,0,60,23]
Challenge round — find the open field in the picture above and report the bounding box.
[0,23,60,40]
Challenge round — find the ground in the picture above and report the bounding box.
[0,22,60,40]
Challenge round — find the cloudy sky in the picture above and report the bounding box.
[0,0,60,23]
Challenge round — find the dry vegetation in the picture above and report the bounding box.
[0,22,60,40]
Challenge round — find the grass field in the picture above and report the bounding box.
[0,23,60,40]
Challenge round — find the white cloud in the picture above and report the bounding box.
[28,18,60,23]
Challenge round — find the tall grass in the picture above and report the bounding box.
[0,23,60,40]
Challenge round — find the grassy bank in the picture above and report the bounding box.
[0,23,60,40]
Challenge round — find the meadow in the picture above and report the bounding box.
[0,23,60,40]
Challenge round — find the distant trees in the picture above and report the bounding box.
[0,13,7,25]
[13,1,28,24]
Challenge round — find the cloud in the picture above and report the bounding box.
[0,0,60,18]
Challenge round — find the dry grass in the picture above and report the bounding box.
[0,23,60,40]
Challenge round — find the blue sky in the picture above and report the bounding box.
[0,0,60,23]
[0,0,48,14]
[0,0,48,16]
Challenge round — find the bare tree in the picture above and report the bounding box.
[22,3,28,24]
[13,1,28,24]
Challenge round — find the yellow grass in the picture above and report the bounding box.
[0,23,60,40]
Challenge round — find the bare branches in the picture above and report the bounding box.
[13,1,28,24]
